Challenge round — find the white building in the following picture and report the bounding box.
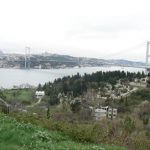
[93,106,117,121]
[35,91,45,98]
[94,108,107,121]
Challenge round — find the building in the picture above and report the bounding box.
[93,106,117,121]
[94,108,107,121]
[108,108,117,119]
[35,91,45,99]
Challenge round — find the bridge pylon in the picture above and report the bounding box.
[25,47,31,69]
[146,41,150,73]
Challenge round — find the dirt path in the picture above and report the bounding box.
[121,87,138,97]
[26,98,42,108]
[0,98,9,106]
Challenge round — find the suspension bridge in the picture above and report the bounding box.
[23,42,150,72]
[23,46,77,69]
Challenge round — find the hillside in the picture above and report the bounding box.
[38,71,149,150]
[0,51,145,69]
[0,71,150,150]
[0,114,126,150]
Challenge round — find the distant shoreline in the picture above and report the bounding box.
[0,64,146,70]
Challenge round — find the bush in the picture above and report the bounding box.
[142,116,149,125]
[70,98,81,113]
[10,112,149,150]
[121,116,135,134]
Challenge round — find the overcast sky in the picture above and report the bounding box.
[0,0,150,61]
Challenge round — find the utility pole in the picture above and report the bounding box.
[111,98,114,120]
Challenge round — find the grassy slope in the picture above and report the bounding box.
[3,89,35,103]
[0,114,127,150]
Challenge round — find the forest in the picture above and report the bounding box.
[38,71,146,105]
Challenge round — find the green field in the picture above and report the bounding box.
[0,114,127,150]
[3,89,36,104]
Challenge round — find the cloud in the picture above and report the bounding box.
[0,0,150,61]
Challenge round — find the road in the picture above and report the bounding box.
[121,87,138,97]
[26,98,42,108]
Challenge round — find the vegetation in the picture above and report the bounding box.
[0,70,149,150]
[2,88,36,105]
[9,112,150,150]
[131,88,150,102]
[0,113,126,150]
[40,71,145,104]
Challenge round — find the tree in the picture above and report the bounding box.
[122,116,135,134]
[147,79,150,87]
[142,116,149,125]
[47,106,50,119]
[62,82,68,94]
[37,84,42,90]
[70,98,81,113]
[124,97,128,107]
[49,94,59,105]
[0,90,6,99]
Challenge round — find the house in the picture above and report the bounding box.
[35,91,45,98]
[94,108,107,121]
[108,108,117,119]
[93,106,117,121]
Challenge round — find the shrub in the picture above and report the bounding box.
[121,116,135,134]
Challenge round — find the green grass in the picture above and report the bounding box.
[3,89,36,104]
[0,114,127,150]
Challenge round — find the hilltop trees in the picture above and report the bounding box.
[37,84,42,91]
[39,71,146,105]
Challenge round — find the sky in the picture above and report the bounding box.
[0,0,150,61]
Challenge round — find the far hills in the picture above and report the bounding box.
[0,51,145,69]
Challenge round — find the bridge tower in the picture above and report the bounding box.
[25,47,31,69]
[146,41,150,73]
